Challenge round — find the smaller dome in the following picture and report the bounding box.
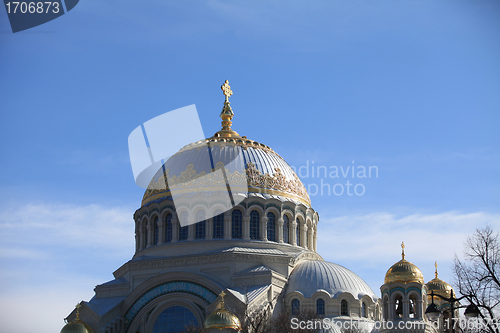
[204,292,241,331]
[287,260,376,300]
[60,321,93,333]
[384,242,424,284]
[61,303,94,333]
[426,262,452,299]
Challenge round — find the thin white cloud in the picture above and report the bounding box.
[316,211,500,295]
[0,201,136,333]
[318,211,500,262]
[0,202,134,255]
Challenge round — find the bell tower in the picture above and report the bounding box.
[380,243,432,333]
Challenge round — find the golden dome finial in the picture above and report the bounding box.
[219,291,226,308]
[75,302,81,320]
[435,261,438,279]
[221,80,233,102]
[215,80,239,138]
[401,241,405,260]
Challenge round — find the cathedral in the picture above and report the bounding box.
[61,81,457,333]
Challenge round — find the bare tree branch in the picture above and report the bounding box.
[454,226,500,333]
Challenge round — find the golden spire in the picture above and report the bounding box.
[435,261,439,279]
[215,80,239,138]
[401,242,405,260]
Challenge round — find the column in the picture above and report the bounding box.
[261,216,268,241]
[139,222,145,250]
[277,217,284,243]
[416,299,422,319]
[291,220,297,246]
[308,227,313,250]
[135,222,140,252]
[158,216,165,244]
[224,212,231,240]
[403,299,409,319]
[187,216,195,241]
[243,216,250,240]
[171,216,179,242]
[388,300,395,320]
[302,224,308,249]
[146,220,152,248]
[313,226,317,251]
[207,217,213,240]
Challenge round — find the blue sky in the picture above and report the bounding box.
[0,1,499,332]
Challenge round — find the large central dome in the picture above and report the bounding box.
[142,136,310,207]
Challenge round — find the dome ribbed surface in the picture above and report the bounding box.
[384,259,424,284]
[142,138,310,206]
[286,260,376,300]
[426,277,452,298]
[204,307,241,330]
[60,321,93,333]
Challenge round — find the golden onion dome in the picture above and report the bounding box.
[61,304,94,333]
[204,292,241,331]
[384,242,424,284]
[426,262,452,299]
[141,80,311,207]
[60,322,93,333]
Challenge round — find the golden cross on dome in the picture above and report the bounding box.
[219,291,226,299]
[435,261,439,278]
[401,242,405,260]
[75,302,81,320]
[221,80,233,102]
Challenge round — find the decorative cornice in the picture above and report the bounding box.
[114,250,302,278]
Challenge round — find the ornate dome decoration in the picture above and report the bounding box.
[384,242,424,284]
[426,261,452,299]
[204,291,241,331]
[287,260,377,300]
[141,80,310,207]
[60,303,94,333]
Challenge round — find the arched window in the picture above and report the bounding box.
[213,210,224,239]
[362,302,367,318]
[292,299,300,315]
[395,295,403,318]
[195,210,206,240]
[165,213,172,243]
[341,300,348,316]
[383,297,388,321]
[232,209,242,239]
[153,216,159,245]
[409,294,417,318]
[296,219,301,246]
[179,212,188,241]
[250,210,260,240]
[283,215,289,244]
[267,212,276,242]
[316,299,325,315]
[152,305,198,333]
